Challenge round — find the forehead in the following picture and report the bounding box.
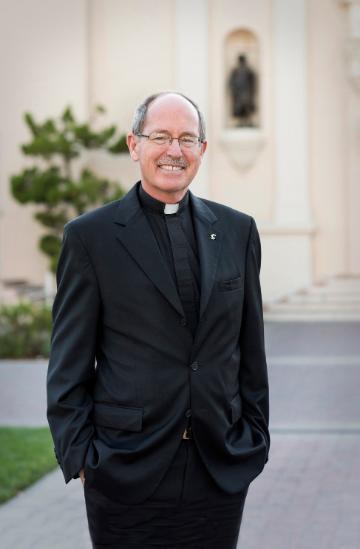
[143,94,199,133]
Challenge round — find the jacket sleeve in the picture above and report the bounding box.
[46,222,100,483]
[239,217,270,463]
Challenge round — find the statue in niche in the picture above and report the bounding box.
[229,54,257,127]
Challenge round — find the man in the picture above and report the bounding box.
[47,91,270,548]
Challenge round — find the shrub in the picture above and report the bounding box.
[10,105,127,273]
[0,302,52,358]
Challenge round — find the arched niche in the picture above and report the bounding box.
[220,28,265,171]
[225,28,261,128]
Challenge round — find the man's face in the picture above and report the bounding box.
[127,94,207,202]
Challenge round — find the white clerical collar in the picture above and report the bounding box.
[164,203,179,214]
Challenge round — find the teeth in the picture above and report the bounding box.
[159,165,183,171]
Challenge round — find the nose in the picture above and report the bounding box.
[166,137,183,155]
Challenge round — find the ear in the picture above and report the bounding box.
[127,133,140,161]
[199,140,207,158]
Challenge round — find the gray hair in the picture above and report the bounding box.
[131,91,206,142]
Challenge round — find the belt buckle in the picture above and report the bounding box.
[182,426,192,440]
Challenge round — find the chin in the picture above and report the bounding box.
[155,176,191,192]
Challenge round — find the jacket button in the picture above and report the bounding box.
[180,317,187,326]
[185,409,192,418]
[190,361,199,371]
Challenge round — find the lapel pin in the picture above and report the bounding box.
[209,233,217,240]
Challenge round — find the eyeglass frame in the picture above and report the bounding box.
[135,132,204,149]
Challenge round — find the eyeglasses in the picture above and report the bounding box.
[136,132,203,149]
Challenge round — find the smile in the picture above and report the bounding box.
[158,165,185,171]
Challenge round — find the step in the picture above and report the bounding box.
[264,275,360,322]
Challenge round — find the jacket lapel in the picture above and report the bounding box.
[113,182,223,321]
[113,183,185,318]
[190,193,223,319]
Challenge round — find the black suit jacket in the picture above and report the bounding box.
[47,181,270,504]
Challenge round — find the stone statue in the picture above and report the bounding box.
[229,54,257,127]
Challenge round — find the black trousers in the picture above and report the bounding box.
[84,439,248,549]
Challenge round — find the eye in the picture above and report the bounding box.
[149,133,169,145]
[179,136,198,147]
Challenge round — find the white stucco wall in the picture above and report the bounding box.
[0,0,88,288]
[0,0,356,304]
[87,0,176,192]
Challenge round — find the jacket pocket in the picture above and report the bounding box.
[93,401,143,432]
[229,393,242,423]
[218,275,242,291]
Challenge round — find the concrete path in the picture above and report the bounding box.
[0,469,91,549]
[0,322,360,548]
[0,359,48,426]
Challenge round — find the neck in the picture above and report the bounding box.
[141,182,188,204]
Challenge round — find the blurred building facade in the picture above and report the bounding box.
[0,0,359,306]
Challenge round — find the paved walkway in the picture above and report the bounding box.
[0,322,360,548]
[0,469,91,549]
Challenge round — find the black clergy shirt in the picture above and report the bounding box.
[137,183,201,338]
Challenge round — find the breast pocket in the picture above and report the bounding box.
[218,275,242,292]
[93,401,143,432]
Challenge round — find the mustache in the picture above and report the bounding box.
[158,157,188,168]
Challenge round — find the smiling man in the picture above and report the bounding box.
[47,92,270,549]
[127,93,207,203]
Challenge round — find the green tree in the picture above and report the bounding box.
[11,105,128,273]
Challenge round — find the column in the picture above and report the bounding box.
[175,0,209,198]
[273,0,312,227]
[342,0,360,272]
